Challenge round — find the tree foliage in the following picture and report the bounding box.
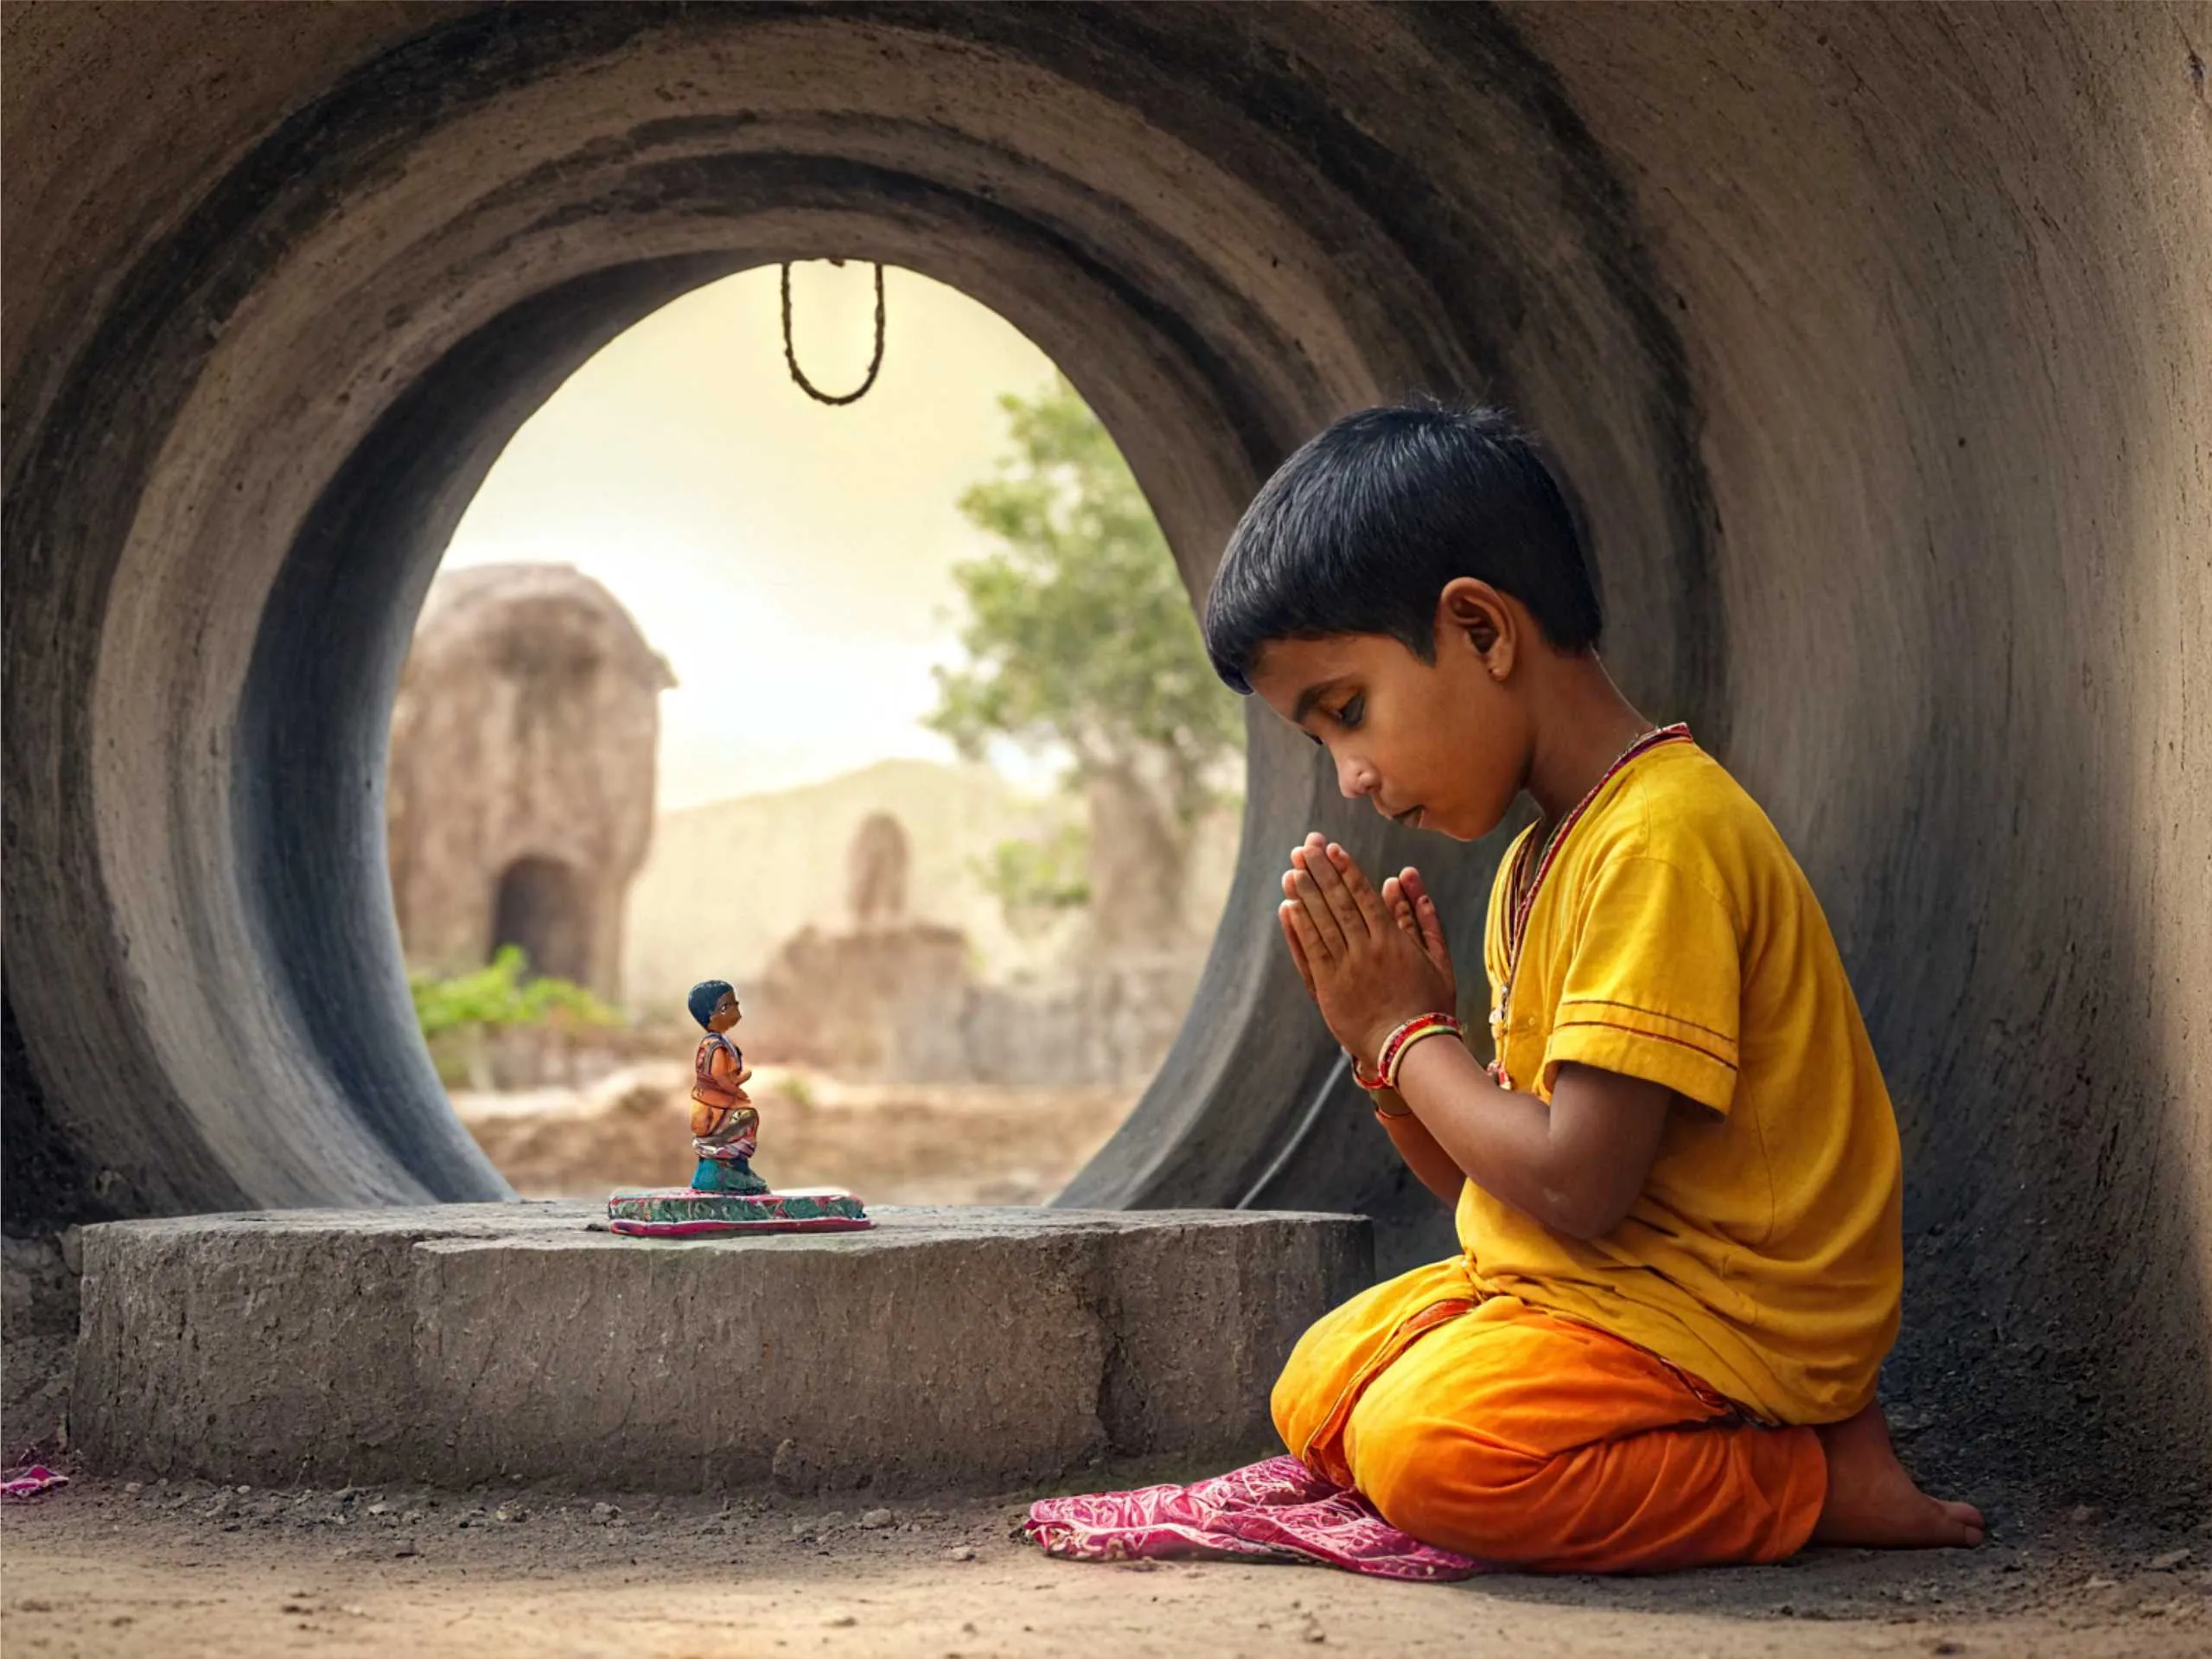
[973,820,1092,935]
[926,378,1243,826]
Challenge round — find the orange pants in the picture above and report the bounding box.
[1272,1260,1826,1573]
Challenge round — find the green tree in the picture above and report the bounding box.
[928,378,1243,948]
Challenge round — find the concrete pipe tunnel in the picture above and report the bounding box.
[3,5,2207,1509]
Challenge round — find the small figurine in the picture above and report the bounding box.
[685,979,767,1195]
[604,979,871,1237]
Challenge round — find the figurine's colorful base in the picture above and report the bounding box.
[606,1186,872,1237]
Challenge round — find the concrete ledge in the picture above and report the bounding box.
[72,1203,1369,1493]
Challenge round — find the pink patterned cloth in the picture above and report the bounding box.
[2,1464,68,1500]
[1024,1455,1486,1582]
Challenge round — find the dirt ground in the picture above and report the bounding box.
[4,1470,2207,1658]
[454,1066,1138,1207]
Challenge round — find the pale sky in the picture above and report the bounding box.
[441,264,1064,811]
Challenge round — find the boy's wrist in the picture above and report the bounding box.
[1365,1011,1465,1093]
[1369,1087,1414,1120]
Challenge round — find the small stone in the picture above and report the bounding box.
[236,1485,253,1496]
[123,1482,142,1495]
[494,1506,526,1524]
[400,1510,424,1525]
[790,1519,815,1540]
[771,1437,821,1496]
[367,1503,390,1516]
[394,1544,418,1559]
[828,1615,858,1629]
[947,1545,978,1562]
[859,1508,895,1529]
[2149,1548,2192,1571]
[590,1503,616,1523]
[2083,1576,2118,1590]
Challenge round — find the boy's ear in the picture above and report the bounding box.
[1437,577,1515,680]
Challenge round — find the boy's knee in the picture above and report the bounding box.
[1269,1265,1480,1468]
[1267,1376,1303,1458]
[1358,1432,1548,1561]
[1268,1307,1352,1456]
[1345,1383,1548,1561]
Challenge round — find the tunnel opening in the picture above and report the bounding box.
[392,260,1241,1202]
[3,3,2204,1512]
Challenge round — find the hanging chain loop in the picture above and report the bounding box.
[780,260,887,406]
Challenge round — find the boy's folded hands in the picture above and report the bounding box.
[1279,833,1457,1069]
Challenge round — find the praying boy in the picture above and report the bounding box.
[1206,403,1983,1572]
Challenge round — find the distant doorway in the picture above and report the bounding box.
[491,856,590,984]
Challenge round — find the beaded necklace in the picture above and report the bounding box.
[1488,723,1692,1087]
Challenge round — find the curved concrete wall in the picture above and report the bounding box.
[4,4,2205,1504]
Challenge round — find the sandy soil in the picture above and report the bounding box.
[4,1472,2207,1658]
[455,1066,1138,1208]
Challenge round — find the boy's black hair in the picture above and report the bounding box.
[1202,402,1603,693]
[687,979,736,1029]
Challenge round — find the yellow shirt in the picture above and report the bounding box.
[1461,739,1902,1425]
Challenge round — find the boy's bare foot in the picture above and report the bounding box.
[1809,1401,1985,1549]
